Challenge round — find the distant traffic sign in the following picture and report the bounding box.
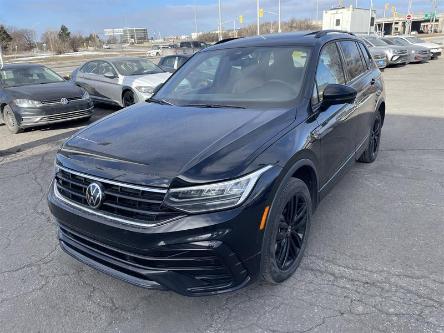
[406,14,413,21]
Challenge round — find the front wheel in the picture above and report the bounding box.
[358,112,382,163]
[260,178,311,284]
[122,91,135,107]
[3,105,22,134]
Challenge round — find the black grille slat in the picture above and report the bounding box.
[56,168,181,224]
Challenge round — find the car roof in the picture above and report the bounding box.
[0,63,44,70]
[205,31,358,51]
[87,57,147,63]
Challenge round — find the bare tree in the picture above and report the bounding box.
[8,27,36,51]
[69,33,84,52]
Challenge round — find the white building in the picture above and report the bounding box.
[323,6,376,34]
[104,28,148,44]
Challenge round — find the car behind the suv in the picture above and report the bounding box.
[48,31,385,296]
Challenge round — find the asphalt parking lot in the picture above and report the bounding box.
[1,59,444,332]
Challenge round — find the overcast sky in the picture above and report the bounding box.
[1,0,442,38]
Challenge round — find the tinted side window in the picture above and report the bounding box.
[315,42,346,102]
[357,42,374,69]
[81,61,98,74]
[177,57,188,67]
[96,61,116,76]
[162,57,176,67]
[339,41,366,80]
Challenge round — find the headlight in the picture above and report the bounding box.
[14,99,42,108]
[164,165,273,213]
[135,86,155,94]
[431,48,442,53]
[82,90,90,99]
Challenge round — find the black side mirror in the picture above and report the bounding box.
[104,72,116,79]
[322,84,357,108]
[152,83,164,95]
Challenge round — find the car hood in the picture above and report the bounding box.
[5,81,83,100]
[60,103,293,187]
[372,45,406,52]
[415,42,441,49]
[122,72,171,88]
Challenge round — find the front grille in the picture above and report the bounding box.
[394,50,408,55]
[55,167,181,224]
[59,226,249,294]
[41,96,83,104]
[373,54,385,60]
[40,109,92,122]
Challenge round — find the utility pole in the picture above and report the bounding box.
[278,0,281,33]
[257,0,260,35]
[316,0,319,21]
[407,0,413,34]
[194,3,198,35]
[218,0,222,40]
[368,0,373,35]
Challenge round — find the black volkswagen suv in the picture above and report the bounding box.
[48,31,385,296]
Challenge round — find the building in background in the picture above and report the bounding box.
[323,6,376,34]
[375,13,443,35]
[104,28,148,44]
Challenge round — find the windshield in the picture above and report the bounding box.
[391,38,409,46]
[112,59,163,76]
[406,37,425,44]
[0,66,64,88]
[365,37,388,47]
[154,46,311,109]
[382,38,395,45]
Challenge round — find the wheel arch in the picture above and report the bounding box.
[271,156,320,213]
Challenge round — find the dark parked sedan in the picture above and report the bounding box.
[48,31,385,296]
[0,64,93,133]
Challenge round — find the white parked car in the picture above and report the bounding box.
[71,57,171,107]
[395,36,442,59]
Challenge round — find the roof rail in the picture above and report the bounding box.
[214,37,240,45]
[306,30,356,38]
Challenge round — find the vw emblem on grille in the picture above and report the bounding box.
[85,182,104,208]
[60,98,69,105]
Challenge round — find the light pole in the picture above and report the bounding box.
[218,0,223,40]
[368,0,373,35]
[278,0,281,33]
[407,0,413,34]
[257,0,260,35]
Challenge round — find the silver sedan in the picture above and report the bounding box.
[71,57,171,107]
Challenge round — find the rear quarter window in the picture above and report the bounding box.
[339,41,367,81]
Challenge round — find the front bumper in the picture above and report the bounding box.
[48,167,279,295]
[13,99,94,128]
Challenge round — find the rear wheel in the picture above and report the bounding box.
[122,91,135,107]
[358,112,382,163]
[261,178,311,284]
[3,105,22,134]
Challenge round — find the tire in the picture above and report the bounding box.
[122,90,135,107]
[3,105,22,134]
[260,178,312,284]
[358,112,382,163]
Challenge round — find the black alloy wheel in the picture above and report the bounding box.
[122,91,135,107]
[358,112,382,163]
[274,193,308,271]
[261,178,312,284]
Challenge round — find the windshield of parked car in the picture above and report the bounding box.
[112,59,164,76]
[391,38,409,46]
[153,46,311,109]
[405,37,426,44]
[382,38,395,45]
[0,66,64,88]
[365,37,388,47]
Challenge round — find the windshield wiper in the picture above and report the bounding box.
[146,97,174,106]
[181,103,246,109]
